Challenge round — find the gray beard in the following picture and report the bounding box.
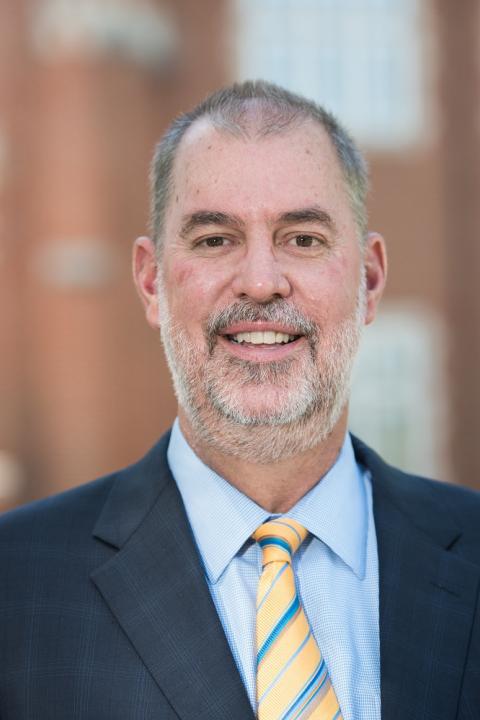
[157,277,365,464]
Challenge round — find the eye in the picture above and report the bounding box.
[288,234,323,248]
[192,233,237,255]
[202,236,227,247]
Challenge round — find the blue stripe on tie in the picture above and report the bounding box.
[290,677,328,720]
[258,629,312,705]
[289,670,330,720]
[332,711,342,719]
[259,536,292,554]
[270,520,302,544]
[257,594,300,664]
[257,563,289,611]
[281,659,326,720]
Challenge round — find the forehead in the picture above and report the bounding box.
[167,118,353,228]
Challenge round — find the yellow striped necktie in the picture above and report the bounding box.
[253,518,342,720]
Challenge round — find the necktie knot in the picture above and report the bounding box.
[252,518,308,566]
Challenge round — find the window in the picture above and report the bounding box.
[232,0,427,149]
[349,304,448,478]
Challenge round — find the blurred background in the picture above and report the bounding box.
[1,0,479,510]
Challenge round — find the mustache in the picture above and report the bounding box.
[205,299,318,352]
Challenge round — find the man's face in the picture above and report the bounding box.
[135,119,385,461]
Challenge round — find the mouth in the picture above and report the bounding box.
[227,330,300,345]
[206,301,316,362]
[217,323,305,362]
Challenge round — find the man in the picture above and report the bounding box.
[0,81,479,720]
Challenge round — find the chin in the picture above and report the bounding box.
[208,388,319,427]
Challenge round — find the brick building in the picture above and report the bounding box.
[1,0,479,510]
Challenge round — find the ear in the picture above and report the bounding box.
[363,231,387,325]
[132,236,160,329]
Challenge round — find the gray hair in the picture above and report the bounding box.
[150,80,369,247]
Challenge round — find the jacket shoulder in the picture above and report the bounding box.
[0,472,117,542]
[352,434,480,554]
[0,432,172,543]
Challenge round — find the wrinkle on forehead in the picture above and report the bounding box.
[174,118,343,191]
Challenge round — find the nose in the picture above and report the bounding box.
[231,239,292,302]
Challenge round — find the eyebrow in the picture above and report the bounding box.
[179,205,337,238]
[277,206,337,234]
[179,211,244,238]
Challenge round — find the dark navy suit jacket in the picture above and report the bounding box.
[1,433,479,719]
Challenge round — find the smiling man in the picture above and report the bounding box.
[1,81,480,720]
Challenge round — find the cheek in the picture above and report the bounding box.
[170,259,194,287]
[295,258,359,319]
[327,251,361,293]
[169,257,230,302]
[165,259,221,337]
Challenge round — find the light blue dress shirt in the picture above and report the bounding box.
[167,419,380,720]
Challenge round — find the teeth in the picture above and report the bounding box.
[232,331,293,345]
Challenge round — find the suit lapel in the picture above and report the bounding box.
[353,439,480,720]
[91,436,254,720]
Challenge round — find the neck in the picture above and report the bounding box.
[178,408,349,513]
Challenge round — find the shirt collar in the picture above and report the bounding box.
[287,435,368,579]
[167,419,367,583]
